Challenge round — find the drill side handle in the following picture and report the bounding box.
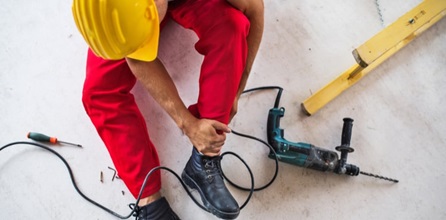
[341,118,354,147]
[335,118,360,176]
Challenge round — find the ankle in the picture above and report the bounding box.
[138,192,162,207]
[137,197,180,219]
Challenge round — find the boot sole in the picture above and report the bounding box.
[181,171,239,219]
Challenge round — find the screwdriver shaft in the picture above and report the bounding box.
[58,140,83,148]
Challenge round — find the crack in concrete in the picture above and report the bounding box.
[375,0,385,26]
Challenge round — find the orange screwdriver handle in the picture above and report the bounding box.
[27,132,58,144]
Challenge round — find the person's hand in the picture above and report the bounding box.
[183,118,231,156]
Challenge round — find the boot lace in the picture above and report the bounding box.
[203,157,222,181]
[129,203,141,219]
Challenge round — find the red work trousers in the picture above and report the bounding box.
[82,0,250,198]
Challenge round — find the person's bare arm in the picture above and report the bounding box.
[126,58,230,156]
[227,0,264,121]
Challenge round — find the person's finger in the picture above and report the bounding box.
[201,147,221,157]
[210,120,231,133]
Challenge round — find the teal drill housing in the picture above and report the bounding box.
[267,107,357,175]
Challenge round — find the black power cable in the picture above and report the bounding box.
[0,141,133,219]
[241,86,283,108]
[0,86,282,218]
[0,141,256,218]
[226,130,278,192]
[222,86,282,191]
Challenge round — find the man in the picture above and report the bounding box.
[72,0,263,219]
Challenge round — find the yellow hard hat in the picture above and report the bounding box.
[72,0,160,61]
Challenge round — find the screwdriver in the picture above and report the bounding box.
[27,132,83,148]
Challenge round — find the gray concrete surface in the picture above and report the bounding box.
[1,0,445,219]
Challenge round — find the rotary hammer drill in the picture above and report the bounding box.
[268,107,359,176]
[245,86,398,182]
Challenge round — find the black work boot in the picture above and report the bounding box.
[182,147,240,219]
[136,197,180,220]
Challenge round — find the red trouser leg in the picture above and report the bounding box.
[170,0,250,124]
[82,50,161,198]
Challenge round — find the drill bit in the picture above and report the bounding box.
[360,171,399,183]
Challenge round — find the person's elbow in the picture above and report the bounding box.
[227,0,264,18]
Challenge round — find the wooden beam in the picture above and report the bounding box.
[302,0,446,116]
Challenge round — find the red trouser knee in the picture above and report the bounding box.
[82,0,250,198]
[171,0,250,123]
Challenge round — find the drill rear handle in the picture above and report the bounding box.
[267,107,359,176]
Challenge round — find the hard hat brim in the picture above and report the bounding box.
[127,22,160,62]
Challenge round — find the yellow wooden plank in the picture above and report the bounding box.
[355,0,446,67]
[302,45,392,116]
[302,0,446,116]
[302,64,362,116]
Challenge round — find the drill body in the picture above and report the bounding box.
[267,107,359,176]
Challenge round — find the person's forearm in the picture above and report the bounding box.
[126,58,196,131]
[126,58,230,155]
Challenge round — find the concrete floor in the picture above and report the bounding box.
[1,0,445,219]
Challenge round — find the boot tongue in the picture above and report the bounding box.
[203,155,221,169]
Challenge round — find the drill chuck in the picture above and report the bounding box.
[342,164,360,176]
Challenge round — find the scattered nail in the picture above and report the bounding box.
[108,166,117,181]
